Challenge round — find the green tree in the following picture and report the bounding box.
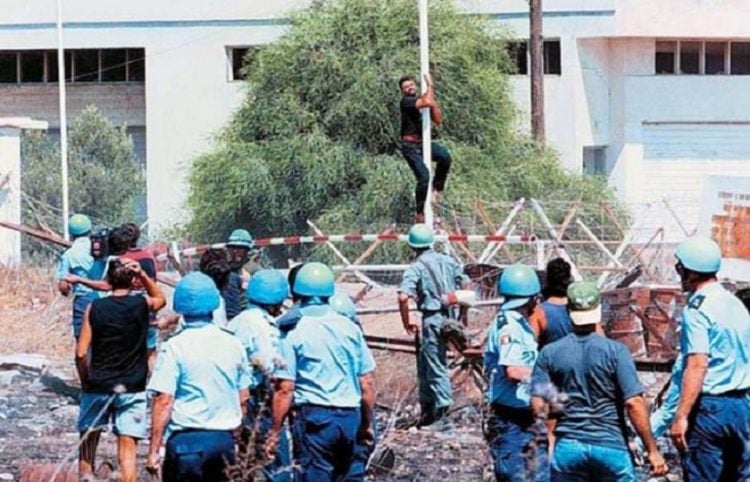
[187,0,619,261]
[21,106,145,259]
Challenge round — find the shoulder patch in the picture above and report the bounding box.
[688,294,706,310]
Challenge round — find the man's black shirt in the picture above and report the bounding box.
[400,95,422,138]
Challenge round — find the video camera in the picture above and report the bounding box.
[89,227,111,259]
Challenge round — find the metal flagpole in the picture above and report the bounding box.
[418,0,434,227]
[56,0,70,240]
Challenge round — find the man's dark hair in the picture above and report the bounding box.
[288,263,305,301]
[107,259,135,290]
[121,222,141,248]
[543,258,572,299]
[107,227,128,256]
[398,75,416,89]
[199,248,231,291]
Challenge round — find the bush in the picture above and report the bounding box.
[187,0,621,265]
[21,106,145,260]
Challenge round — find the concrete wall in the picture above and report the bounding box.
[0,84,144,128]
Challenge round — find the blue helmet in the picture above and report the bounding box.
[498,264,541,310]
[675,236,722,274]
[329,292,358,322]
[227,229,254,249]
[407,223,434,249]
[247,269,289,306]
[293,262,335,298]
[173,272,220,317]
[68,214,92,236]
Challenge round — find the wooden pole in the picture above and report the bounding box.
[530,0,545,140]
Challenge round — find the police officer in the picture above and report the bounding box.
[224,228,255,319]
[55,213,105,340]
[228,269,293,482]
[330,291,360,325]
[669,236,750,480]
[267,262,377,482]
[398,223,468,427]
[146,273,252,482]
[484,264,548,482]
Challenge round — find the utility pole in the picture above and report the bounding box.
[418,0,434,227]
[56,0,70,240]
[529,0,545,141]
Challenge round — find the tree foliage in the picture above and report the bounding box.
[21,106,144,258]
[187,0,619,257]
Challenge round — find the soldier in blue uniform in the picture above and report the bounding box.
[228,269,293,482]
[484,264,548,482]
[146,272,252,482]
[55,214,104,340]
[670,236,750,481]
[267,262,377,482]
[398,223,468,427]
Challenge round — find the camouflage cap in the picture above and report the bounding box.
[567,281,602,326]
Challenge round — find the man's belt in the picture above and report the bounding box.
[402,135,422,143]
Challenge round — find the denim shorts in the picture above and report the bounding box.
[77,391,149,439]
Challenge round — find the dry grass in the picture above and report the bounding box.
[0,267,73,358]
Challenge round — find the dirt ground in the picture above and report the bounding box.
[0,268,683,481]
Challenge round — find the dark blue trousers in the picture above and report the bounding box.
[401,141,452,215]
[486,405,549,482]
[684,392,750,481]
[163,430,235,482]
[72,292,97,339]
[292,405,361,482]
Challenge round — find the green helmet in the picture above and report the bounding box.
[68,214,92,236]
[407,223,434,249]
[227,229,254,249]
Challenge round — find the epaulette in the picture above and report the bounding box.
[688,294,706,310]
[278,306,303,333]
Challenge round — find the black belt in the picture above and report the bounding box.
[490,404,534,419]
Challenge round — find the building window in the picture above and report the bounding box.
[227,46,257,81]
[680,41,700,74]
[101,49,127,82]
[127,49,145,82]
[20,50,44,83]
[506,41,528,75]
[655,41,677,74]
[543,40,561,75]
[705,42,727,74]
[731,42,750,75]
[506,39,561,76]
[0,48,144,85]
[0,52,18,83]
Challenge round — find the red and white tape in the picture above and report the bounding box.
[157,233,537,261]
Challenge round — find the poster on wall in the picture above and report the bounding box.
[697,175,750,281]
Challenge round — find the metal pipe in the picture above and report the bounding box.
[418,0,433,227]
[56,0,70,240]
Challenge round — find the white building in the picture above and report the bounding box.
[1,0,749,239]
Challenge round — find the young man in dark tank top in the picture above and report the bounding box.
[75,258,166,482]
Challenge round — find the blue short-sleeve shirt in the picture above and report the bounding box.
[148,321,252,434]
[275,304,376,408]
[55,237,105,297]
[680,282,750,395]
[227,305,281,389]
[399,250,468,312]
[484,309,538,408]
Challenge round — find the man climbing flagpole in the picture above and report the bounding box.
[398,0,452,227]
